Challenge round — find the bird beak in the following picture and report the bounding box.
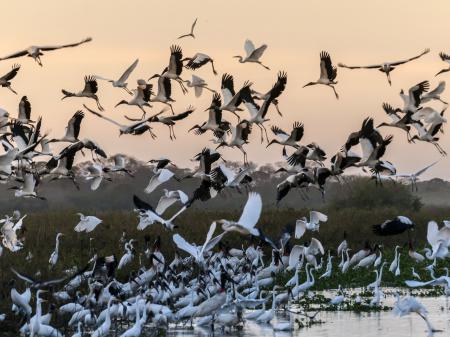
[302,83,312,88]
[204,106,213,112]
[266,140,274,148]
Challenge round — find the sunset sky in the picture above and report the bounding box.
[2,0,449,179]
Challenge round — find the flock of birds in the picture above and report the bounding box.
[0,18,449,337]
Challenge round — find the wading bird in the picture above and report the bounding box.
[338,49,429,85]
[62,75,104,111]
[0,37,92,66]
[0,64,20,94]
[95,59,139,95]
[234,39,270,70]
[304,51,339,99]
[178,18,198,39]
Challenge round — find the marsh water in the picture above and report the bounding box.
[167,296,449,337]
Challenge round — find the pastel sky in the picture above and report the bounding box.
[1,0,449,179]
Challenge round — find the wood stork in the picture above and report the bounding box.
[436,52,450,76]
[267,121,304,153]
[394,161,438,191]
[133,194,186,231]
[183,74,216,97]
[149,45,187,94]
[44,146,79,189]
[303,51,339,99]
[276,172,313,204]
[215,119,252,165]
[220,73,247,120]
[16,96,35,124]
[373,216,414,236]
[399,80,429,113]
[188,93,230,136]
[251,71,287,116]
[234,39,270,70]
[49,233,64,268]
[240,82,279,143]
[421,81,447,104]
[178,18,197,39]
[184,53,217,75]
[210,163,251,190]
[377,103,412,141]
[338,49,429,85]
[95,59,139,95]
[0,37,91,66]
[115,79,152,118]
[84,104,160,138]
[49,110,84,143]
[0,64,20,94]
[62,75,104,111]
[146,75,176,114]
[410,120,447,155]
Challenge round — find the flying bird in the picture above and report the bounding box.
[62,75,104,111]
[338,49,430,85]
[304,51,339,99]
[0,64,20,94]
[178,18,198,39]
[95,59,139,95]
[0,37,92,66]
[234,39,270,70]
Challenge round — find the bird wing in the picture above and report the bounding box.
[0,50,28,61]
[271,125,289,140]
[427,81,446,97]
[38,37,92,51]
[237,192,262,229]
[221,73,236,103]
[66,111,84,139]
[409,81,429,107]
[310,211,328,224]
[12,215,27,231]
[168,106,195,121]
[144,169,174,194]
[337,62,381,69]
[427,221,440,246]
[0,64,21,81]
[219,164,236,182]
[190,18,198,33]
[203,232,226,254]
[320,51,337,81]
[133,195,155,212]
[288,245,304,269]
[249,44,268,61]
[244,39,256,57]
[118,59,139,83]
[83,104,123,128]
[173,233,198,259]
[200,221,217,256]
[295,220,306,239]
[90,176,102,191]
[414,161,438,177]
[83,75,98,94]
[155,196,177,215]
[18,96,31,120]
[308,238,325,255]
[390,48,430,66]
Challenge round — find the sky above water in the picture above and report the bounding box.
[1,0,449,179]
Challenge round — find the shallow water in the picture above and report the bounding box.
[167,296,449,337]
